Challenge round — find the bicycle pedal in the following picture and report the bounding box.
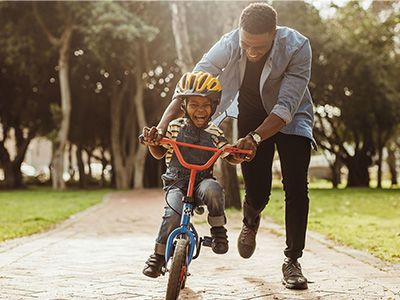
[202,236,213,247]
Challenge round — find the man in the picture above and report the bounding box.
[150,3,314,290]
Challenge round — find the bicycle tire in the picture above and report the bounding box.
[166,238,188,300]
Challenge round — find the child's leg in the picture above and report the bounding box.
[154,188,185,255]
[143,188,184,278]
[195,178,228,254]
[196,178,226,226]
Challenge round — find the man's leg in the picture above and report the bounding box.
[276,133,311,289]
[143,188,184,278]
[238,138,275,258]
[195,178,228,254]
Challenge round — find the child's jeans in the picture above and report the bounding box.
[154,178,226,256]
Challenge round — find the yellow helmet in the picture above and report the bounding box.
[175,71,222,106]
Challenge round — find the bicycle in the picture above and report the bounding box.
[151,137,252,300]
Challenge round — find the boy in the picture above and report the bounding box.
[142,71,242,278]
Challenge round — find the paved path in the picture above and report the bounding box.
[0,190,399,299]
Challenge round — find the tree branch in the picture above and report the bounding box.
[33,2,60,46]
[324,116,351,158]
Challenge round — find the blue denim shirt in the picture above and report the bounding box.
[192,26,314,141]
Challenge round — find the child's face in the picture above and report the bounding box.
[186,96,213,128]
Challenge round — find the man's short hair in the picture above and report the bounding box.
[239,3,277,34]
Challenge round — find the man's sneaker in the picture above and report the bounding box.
[210,226,229,254]
[142,253,165,278]
[237,223,258,258]
[282,258,308,290]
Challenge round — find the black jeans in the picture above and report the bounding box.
[241,132,311,259]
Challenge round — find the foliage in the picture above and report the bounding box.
[0,3,58,188]
[0,3,57,136]
[83,2,158,69]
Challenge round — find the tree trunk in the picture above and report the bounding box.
[144,154,165,188]
[377,146,383,189]
[345,153,370,187]
[110,80,135,189]
[220,119,241,209]
[51,25,73,190]
[85,148,93,181]
[33,4,74,190]
[221,160,241,209]
[133,61,147,189]
[331,155,342,189]
[170,2,194,73]
[67,143,75,181]
[3,162,23,189]
[77,144,87,189]
[0,127,35,189]
[387,146,398,186]
[100,148,107,187]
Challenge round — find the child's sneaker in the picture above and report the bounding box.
[142,253,165,278]
[210,226,229,254]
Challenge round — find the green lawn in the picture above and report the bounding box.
[260,188,400,263]
[0,188,108,242]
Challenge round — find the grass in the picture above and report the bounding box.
[0,188,108,242]
[259,187,400,263]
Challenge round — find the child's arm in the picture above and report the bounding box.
[148,145,167,159]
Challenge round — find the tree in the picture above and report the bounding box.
[310,2,400,187]
[33,2,82,190]
[84,2,158,189]
[0,3,56,188]
[387,131,399,187]
[170,3,193,73]
[69,54,112,188]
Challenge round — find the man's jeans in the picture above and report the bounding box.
[241,132,311,259]
[154,178,226,255]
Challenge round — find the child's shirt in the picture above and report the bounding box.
[161,117,229,188]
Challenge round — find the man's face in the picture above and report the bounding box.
[186,96,213,128]
[239,28,276,62]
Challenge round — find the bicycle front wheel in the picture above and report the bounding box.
[166,238,189,300]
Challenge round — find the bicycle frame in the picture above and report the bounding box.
[161,138,252,265]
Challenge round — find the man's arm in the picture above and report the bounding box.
[270,39,312,125]
[156,98,184,135]
[257,39,312,140]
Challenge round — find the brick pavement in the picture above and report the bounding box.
[0,190,399,299]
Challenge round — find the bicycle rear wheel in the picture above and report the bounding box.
[166,238,189,300]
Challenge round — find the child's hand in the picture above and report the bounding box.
[142,126,163,146]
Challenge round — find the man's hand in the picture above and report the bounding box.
[142,126,163,146]
[234,135,257,162]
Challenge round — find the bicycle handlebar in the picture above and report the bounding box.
[138,135,253,171]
